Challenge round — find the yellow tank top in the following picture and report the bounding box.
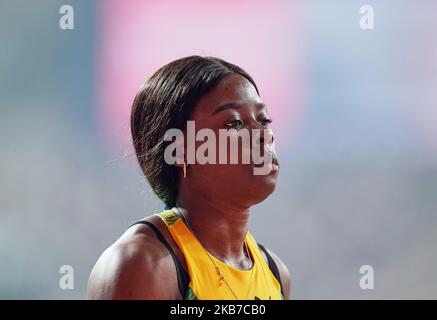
[155,209,283,300]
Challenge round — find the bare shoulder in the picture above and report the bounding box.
[259,246,291,300]
[86,220,180,300]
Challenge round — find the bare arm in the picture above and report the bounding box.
[86,233,180,300]
[264,247,291,300]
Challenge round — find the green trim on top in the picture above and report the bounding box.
[159,210,180,226]
[184,287,197,300]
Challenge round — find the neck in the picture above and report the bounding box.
[175,191,251,266]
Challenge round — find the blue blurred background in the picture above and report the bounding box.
[1,0,436,299]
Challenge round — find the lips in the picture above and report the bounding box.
[253,152,279,168]
[272,154,279,166]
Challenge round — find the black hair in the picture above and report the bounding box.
[130,55,259,207]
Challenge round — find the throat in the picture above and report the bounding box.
[172,205,252,267]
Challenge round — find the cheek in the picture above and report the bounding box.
[188,163,254,194]
[191,162,251,178]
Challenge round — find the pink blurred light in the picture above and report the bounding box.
[96,0,305,153]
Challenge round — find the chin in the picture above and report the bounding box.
[247,172,278,205]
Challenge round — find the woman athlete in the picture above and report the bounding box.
[87,56,291,300]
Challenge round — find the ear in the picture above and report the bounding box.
[164,128,186,169]
[173,133,187,178]
[174,133,186,168]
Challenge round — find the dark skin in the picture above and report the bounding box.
[87,74,291,300]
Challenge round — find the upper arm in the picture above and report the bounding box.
[86,237,179,300]
[264,248,291,300]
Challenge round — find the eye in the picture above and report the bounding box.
[225,119,244,129]
[260,117,273,128]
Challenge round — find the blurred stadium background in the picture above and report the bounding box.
[1,0,436,299]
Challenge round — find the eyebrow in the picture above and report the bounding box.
[211,102,266,116]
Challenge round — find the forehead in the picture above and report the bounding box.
[192,73,261,117]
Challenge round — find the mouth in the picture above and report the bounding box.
[253,153,279,171]
[272,154,279,166]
